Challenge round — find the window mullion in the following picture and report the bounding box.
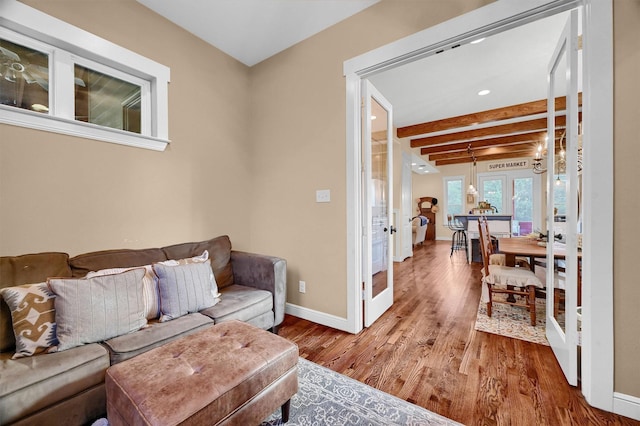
[51,50,74,120]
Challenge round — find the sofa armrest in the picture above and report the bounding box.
[230,251,286,327]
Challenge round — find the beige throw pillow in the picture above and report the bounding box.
[0,283,58,359]
[48,268,147,352]
[153,260,219,322]
[87,264,160,320]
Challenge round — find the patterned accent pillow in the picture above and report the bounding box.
[87,265,160,320]
[48,268,147,352]
[153,260,219,322]
[0,283,58,359]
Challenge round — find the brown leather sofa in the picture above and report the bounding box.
[0,235,287,425]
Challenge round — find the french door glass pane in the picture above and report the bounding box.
[74,64,141,133]
[0,38,49,113]
[370,97,388,298]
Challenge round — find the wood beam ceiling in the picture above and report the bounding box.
[398,95,581,165]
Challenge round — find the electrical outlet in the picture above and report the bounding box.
[299,280,306,293]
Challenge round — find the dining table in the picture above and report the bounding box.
[497,236,575,269]
[497,236,582,305]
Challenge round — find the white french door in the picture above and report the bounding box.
[362,80,394,327]
[545,9,580,386]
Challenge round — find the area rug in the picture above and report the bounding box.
[260,357,461,426]
[474,297,550,346]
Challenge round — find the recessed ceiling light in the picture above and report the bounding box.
[470,37,486,44]
[371,115,377,120]
[411,162,417,166]
[478,89,491,96]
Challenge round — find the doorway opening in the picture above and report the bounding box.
[344,0,613,413]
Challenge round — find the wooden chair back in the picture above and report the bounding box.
[477,216,492,275]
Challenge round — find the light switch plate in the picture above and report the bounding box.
[316,189,331,203]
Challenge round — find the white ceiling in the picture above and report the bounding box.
[136,1,570,174]
[136,0,380,67]
[368,12,571,128]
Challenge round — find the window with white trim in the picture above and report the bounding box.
[444,176,464,221]
[0,2,170,151]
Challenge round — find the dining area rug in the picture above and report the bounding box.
[474,297,550,346]
[260,357,461,425]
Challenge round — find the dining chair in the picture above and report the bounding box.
[478,216,543,326]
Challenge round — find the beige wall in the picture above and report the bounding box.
[613,0,640,398]
[248,0,492,317]
[0,0,254,256]
[0,0,637,400]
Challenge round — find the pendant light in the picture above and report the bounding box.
[467,145,478,196]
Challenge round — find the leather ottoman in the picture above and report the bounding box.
[105,320,298,425]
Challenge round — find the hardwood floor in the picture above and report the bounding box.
[277,241,637,425]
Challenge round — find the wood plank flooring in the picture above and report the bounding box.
[277,241,637,425]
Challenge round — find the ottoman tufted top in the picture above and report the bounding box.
[105,320,298,425]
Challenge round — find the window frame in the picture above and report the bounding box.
[0,1,170,151]
[477,169,542,231]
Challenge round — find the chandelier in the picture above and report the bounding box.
[532,130,583,175]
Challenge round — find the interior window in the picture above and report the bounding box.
[512,177,534,235]
[0,38,49,113]
[0,2,170,150]
[444,177,464,218]
[481,178,503,212]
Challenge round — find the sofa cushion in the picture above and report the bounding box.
[199,284,272,325]
[0,252,71,352]
[162,235,234,289]
[48,269,147,351]
[101,313,214,364]
[0,343,109,425]
[69,248,167,278]
[0,282,58,358]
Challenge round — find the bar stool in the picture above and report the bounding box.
[447,214,468,261]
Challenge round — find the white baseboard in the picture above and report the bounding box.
[614,392,640,421]
[284,303,354,334]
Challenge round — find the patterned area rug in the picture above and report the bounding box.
[474,297,550,346]
[261,357,461,426]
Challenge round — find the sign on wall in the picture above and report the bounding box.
[487,159,530,171]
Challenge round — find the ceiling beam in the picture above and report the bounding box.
[397,93,582,138]
[427,138,568,165]
[410,116,568,148]
[418,130,566,155]
[435,150,535,166]
[428,143,538,162]
[419,129,565,156]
